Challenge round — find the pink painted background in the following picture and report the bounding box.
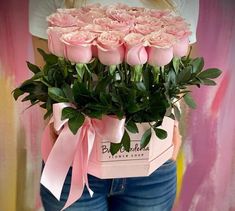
[0,0,234,210]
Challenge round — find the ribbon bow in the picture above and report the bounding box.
[41,103,125,210]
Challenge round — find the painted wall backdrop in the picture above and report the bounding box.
[0,0,234,210]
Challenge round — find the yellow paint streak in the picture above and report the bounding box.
[176,149,185,201]
[0,73,17,211]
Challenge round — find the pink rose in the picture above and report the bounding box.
[47,26,78,57]
[133,24,162,36]
[93,17,113,27]
[147,47,173,66]
[126,7,145,17]
[47,12,81,27]
[61,30,97,63]
[79,10,106,24]
[146,32,176,48]
[124,33,147,66]
[75,5,106,24]
[135,16,161,26]
[94,17,129,33]
[107,20,130,33]
[146,32,176,66]
[81,23,108,34]
[160,15,185,28]
[173,36,190,57]
[106,7,135,24]
[165,24,191,57]
[96,31,124,65]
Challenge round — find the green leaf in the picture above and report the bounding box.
[26,61,41,74]
[173,104,181,121]
[154,128,167,140]
[95,76,111,93]
[12,88,24,100]
[76,64,85,81]
[87,110,103,119]
[122,130,131,152]
[191,57,204,73]
[48,87,68,102]
[177,66,192,84]
[58,58,68,78]
[20,72,43,87]
[62,84,74,102]
[126,103,141,113]
[140,128,151,149]
[198,68,222,79]
[142,65,150,90]
[184,93,197,109]
[201,78,217,86]
[135,82,146,91]
[167,69,177,85]
[126,120,139,133]
[68,112,85,135]
[61,107,77,120]
[173,57,180,73]
[110,142,122,156]
[37,48,58,64]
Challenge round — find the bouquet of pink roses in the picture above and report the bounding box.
[13,3,222,209]
[14,3,221,152]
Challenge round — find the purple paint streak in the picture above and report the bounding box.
[175,0,235,210]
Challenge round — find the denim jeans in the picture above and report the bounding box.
[40,159,176,211]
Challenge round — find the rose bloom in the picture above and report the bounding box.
[61,30,97,63]
[126,6,145,17]
[47,12,81,27]
[160,14,186,28]
[96,31,125,65]
[133,24,162,36]
[107,20,130,34]
[47,26,79,57]
[81,23,108,33]
[93,17,113,27]
[124,33,148,66]
[78,10,107,24]
[145,32,176,66]
[135,16,162,26]
[106,7,135,24]
[93,17,129,33]
[166,24,192,57]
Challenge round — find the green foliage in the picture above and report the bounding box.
[12,48,222,155]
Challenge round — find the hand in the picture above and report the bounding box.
[172,124,182,161]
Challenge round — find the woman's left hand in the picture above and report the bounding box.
[172,124,182,161]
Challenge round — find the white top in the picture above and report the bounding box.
[29,0,199,44]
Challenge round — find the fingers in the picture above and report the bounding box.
[172,125,182,161]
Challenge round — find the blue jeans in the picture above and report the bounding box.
[40,159,176,211]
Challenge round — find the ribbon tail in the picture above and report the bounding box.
[41,124,81,201]
[84,127,95,197]
[61,143,84,210]
[61,126,95,210]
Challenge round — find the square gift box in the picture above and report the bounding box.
[88,117,175,178]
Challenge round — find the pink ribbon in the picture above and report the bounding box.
[41,103,125,210]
